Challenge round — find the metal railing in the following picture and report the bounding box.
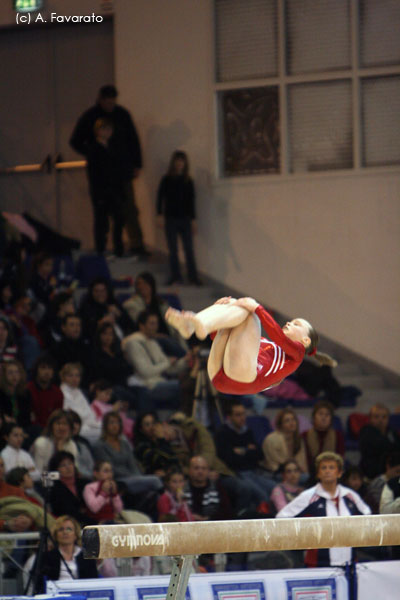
[0,531,40,595]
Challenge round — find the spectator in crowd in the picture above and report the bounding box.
[0,359,32,430]
[27,355,63,428]
[48,451,93,525]
[28,252,56,323]
[359,403,400,479]
[68,410,95,480]
[379,472,400,558]
[270,460,303,514]
[70,84,148,258]
[341,465,368,502]
[215,401,275,506]
[60,363,101,443]
[31,409,78,474]
[83,460,123,523]
[157,469,193,522]
[6,295,42,371]
[277,451,371,567]
[294,356,343,408]
[0,315,18,364]
[0,282,15,313]
[1,422,40,481]
[123,271,187,357]
[37,515,98,590]
[5,466,44,506]
[0,456,51,531]
[50,314,91,378]
[365,452,400,513]
[90,324,149,413]
[41,291,75,345]
[79,277,133,341]
[156,150,201,286]
[166,411,254,515]
[85,117,125,258]
[90,379,134,442]
[303,400,344,476]
[92,412,163,514]
[122,310,189,409]
[133,411,180,476]
[183,456,233,521]
[263,407,308,476]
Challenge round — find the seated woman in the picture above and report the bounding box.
[0,359,40,445]
[0,315,18,364]
[92,412,163,517]
[48,451,94,526]
[79,277,133,341]
[35,515,98,591]
[30,409,78,474]
[262,408,308,475]
[91,323,149,413]
[90,380,134,442]
[302,400,345,477]
[269,460,303,514]
[60,362,101,444]
[166,296,335,396]
[123,271,187,357]
[133,412,180,476]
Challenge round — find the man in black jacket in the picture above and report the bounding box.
[215,400,275,506]
[50,315,91,385]
[70,85,147,257]
[359,403,400,479]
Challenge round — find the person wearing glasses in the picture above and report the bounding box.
[40,515,98,586]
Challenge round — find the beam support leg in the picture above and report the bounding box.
[166,555,195,600]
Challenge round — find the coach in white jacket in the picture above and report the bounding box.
[277,451,371,567]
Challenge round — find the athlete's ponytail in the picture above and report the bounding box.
[312,351,338,368]
[306,325,338,368]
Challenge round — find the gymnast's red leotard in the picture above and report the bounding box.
[211,304,305,395]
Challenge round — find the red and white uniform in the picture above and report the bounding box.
[211,304,305,395]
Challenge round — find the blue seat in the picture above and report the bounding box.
[389,414,400,434]
[76,254,111,287]
[160,293,182,311]
[332,415,343,431]
[246,415,273,446]
[52,254,76,287]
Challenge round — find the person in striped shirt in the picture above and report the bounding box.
[166,297,335,396]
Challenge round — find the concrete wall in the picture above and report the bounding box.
[114,0,400,374]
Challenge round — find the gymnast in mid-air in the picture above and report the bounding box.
[166,297,336,395]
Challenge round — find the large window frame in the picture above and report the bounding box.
[214,0,400,179]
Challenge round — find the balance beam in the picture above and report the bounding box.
[82,514,400,559]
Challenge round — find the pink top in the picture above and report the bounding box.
[83,480,123,515]
[157,491,194,522]
[91,399,134,441]
[270,482,303,512]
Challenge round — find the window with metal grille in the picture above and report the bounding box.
[215,0,400,176]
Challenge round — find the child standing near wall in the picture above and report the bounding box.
[157,150,201,286]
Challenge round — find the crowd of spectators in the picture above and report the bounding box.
[0,234,399,587]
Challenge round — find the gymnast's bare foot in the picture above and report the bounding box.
[165,308,196,339]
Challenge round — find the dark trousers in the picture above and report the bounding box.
[91,189,124,256]
[121,180,144,250]
[165,217,198,281]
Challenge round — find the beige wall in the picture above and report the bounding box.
[114,0,400,374]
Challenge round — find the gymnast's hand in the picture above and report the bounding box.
[234,297,259,313]
[214,296,233,305]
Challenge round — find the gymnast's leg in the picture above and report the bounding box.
[223,312,261,383]
[165,298,250,340]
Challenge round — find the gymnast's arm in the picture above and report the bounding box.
[255,305,305,360]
